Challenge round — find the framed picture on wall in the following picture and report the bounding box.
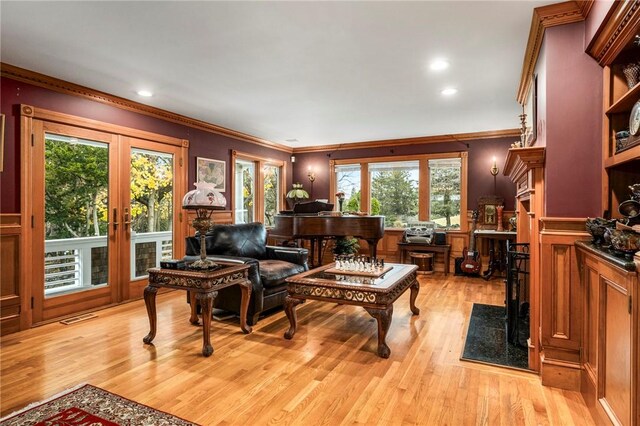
[477,195,504,229]
[196,157,226,191]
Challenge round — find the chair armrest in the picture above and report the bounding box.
[265,246,309,270]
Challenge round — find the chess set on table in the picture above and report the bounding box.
[325,255,392,277]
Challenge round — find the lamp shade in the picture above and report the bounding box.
[182,182,226,209]
[286,183,309,200]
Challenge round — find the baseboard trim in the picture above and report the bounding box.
[540,353,581,391]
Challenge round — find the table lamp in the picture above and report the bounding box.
[182,182,226,270]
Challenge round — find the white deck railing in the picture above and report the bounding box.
[45,231,172,295]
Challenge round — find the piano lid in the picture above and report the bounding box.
[292,200,335,215]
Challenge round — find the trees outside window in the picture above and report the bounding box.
[370,161,419,227]
[429,158,461,228]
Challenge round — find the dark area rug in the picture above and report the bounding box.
[461,303,530,371]
[0,384,198,426]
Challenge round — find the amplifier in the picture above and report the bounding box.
[433,232,447,245]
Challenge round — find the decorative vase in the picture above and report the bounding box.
[338,198,344,212]
[496,205,504,232]
[623,62,640,89]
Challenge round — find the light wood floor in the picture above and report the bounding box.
[1,274,594,425]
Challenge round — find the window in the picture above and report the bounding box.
[369,161,419,228]
[232,151,286,226]
[234,159,255,224]
[263,164,280,226]
[335,164,361,211]
[330,152,467,230]
[429,158,461,229]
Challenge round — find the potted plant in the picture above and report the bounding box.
[333,237,359,257]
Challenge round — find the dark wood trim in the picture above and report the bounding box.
[2,63,292,153]
[517,1,586,104]
[577,0,595,19]
[586,0,640,65]
[292,129,520,154]
[503,146,546,184]
[540,217,589,233]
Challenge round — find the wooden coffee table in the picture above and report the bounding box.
[283,263,419,358]
[144,263,252,357]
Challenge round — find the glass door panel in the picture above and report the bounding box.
[234,159,255,223]
[44,133,110,297]
[263,164,279,226]
[129,148,174,279]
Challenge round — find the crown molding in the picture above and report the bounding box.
[576,0,595,18]
[291,128,520,154]
[516,1,586,104]
[587,0,640,65]
[1,63,293,153]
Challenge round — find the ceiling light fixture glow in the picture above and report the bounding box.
[137,90,153,97]
[430,59,449,71]
[441,87,458,96]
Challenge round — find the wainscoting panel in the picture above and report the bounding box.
[539,217,589,391]
[0,214,22,335]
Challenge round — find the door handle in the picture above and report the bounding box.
[111,208,119,230]
[123,207,131,230]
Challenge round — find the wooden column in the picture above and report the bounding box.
[503,146,545,372]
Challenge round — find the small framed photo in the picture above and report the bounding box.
[196,157,226,191]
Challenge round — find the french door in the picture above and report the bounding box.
[30,119,186,323]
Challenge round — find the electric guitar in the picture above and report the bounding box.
[461,210,482,275]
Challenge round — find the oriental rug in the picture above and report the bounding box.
[0,383,198,426]
[461,303,529,371]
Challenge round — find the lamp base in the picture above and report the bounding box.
[188,258,222,271]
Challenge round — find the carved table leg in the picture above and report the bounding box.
[409,279,420,315]
[238,280,253,334]
[284,296,304,339]
[143,286,158,344]
[365,305,393,358]
[189,290,199,325]
[196,291,216,357]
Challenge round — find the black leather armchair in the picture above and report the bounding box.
[185,222,308,325]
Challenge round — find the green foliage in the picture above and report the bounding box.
[333,237,360,256]
[371,198,381,215]
[45,140,108,239]
[345,190,360,212]
[263,166,278,226]
[242,167,254,222]
[130,152,173,233]
[371,170,418,226]
[429,167,461,228]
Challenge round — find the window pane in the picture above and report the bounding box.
[335,164,361,212]
[130,148,174,279]
[369,161,419,228]
[429,158,461,229]
[44,134,109,296]
[235,159,255,224]
[263,164,280,226]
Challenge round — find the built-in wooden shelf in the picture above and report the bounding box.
[606,82,640,114]
[604,143,640,168]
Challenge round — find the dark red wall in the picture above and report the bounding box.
[543,22,603,218]
[0,77,293,213]
[292,137,518,210]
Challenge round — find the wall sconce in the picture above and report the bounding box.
[291,155,296,163]
[307,166,316,183]
[490,156,499,176]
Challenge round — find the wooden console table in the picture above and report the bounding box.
[397,242,451,275]
[144,264,252,357]
[474,230,517,280]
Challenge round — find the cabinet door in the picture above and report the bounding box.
[600,276,631,426]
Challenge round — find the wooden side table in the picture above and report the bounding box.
[397,242,451,275]
[144,263,252,357]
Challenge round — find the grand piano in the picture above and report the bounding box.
[270,201,385,267]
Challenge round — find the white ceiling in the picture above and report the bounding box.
[1,1,550,148]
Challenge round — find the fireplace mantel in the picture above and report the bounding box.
[503,147,545,185]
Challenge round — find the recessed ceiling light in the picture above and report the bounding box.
[441,87,458,96]
[430,59,449,71]
[137,90,153,97]
[285,138,299,143]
